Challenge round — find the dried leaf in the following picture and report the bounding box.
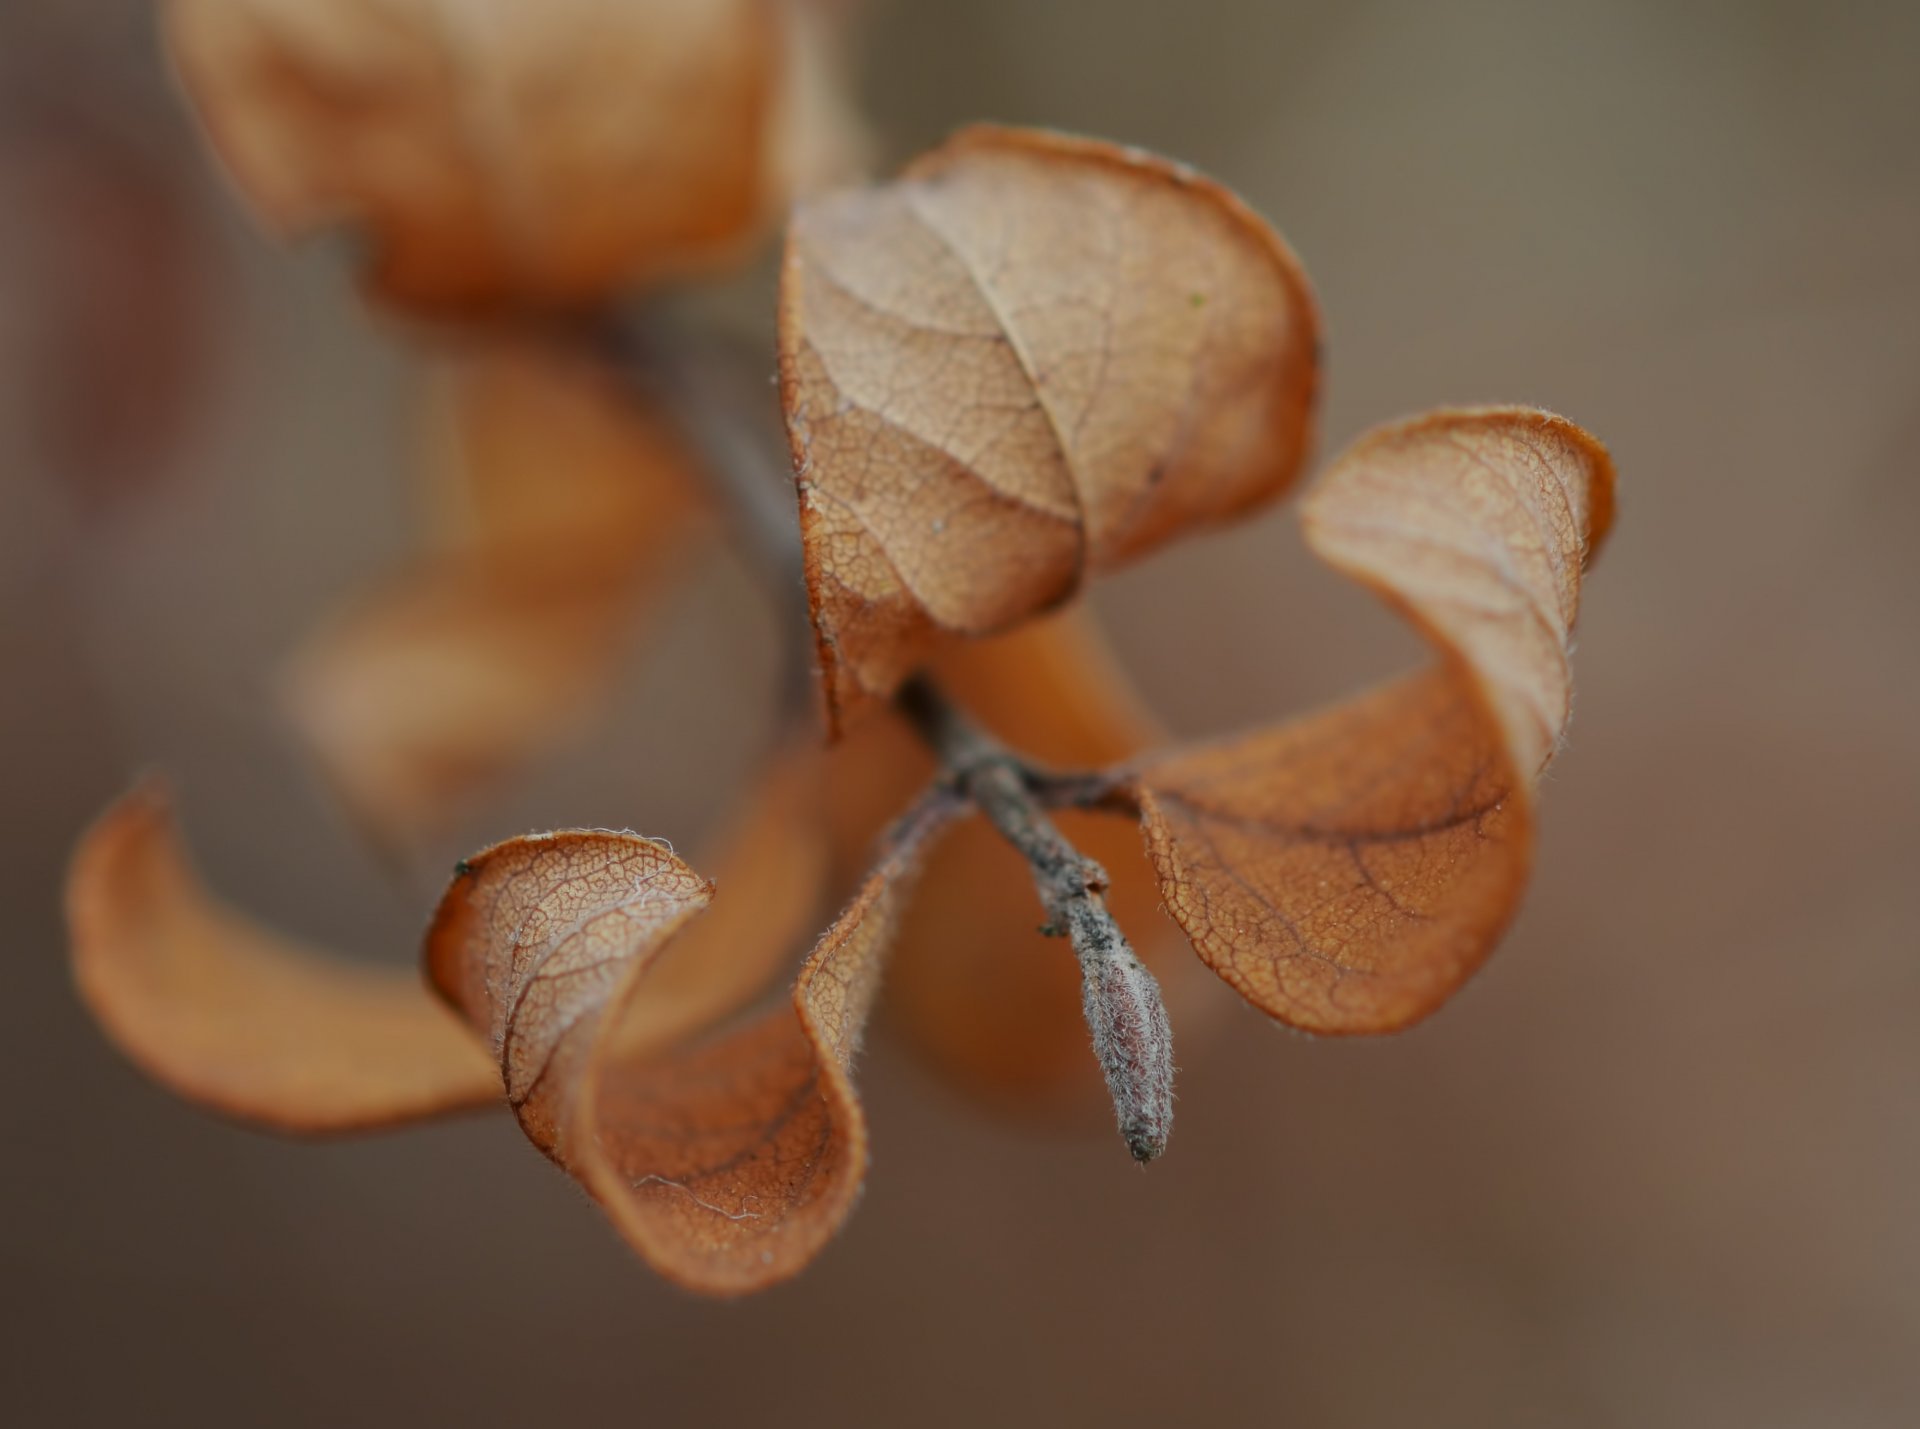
[1135,408,1615,1033]
[164,0,779,313]
[425,780,950,1293]
[778,124,1321,728]
[64,736,906,1289]
[65,780,499,1131]
[282,345,706,843]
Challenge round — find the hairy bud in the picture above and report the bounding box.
[1067,897,1175,1162]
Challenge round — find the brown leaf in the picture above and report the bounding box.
[1135,408,1615,1033]
[65,780,499,1131]
[778,124,1322,728]
[164,0,780,313]
[65,736,904,1289]
[424,768,951,1294]
[281,344,706,843]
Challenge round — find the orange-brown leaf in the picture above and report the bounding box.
[164,0,779,313]
[282,345,706,843]
[1136,408,1615,1033]
[778,125,1321,728]
[424,780,949,1294]
[66,780,499,1131]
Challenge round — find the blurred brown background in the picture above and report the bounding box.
[5,2,1918,1425]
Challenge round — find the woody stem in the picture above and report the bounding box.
[603,304,1174,1161]
[895,676,1174,1161]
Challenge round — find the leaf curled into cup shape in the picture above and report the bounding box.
[65,780,500,1132]
[424,756,952,1294]
[1134,408,1615,1034]
[778,124,1322,729]
[163,0,782,313]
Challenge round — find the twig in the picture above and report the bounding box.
[897,676,1173,1161]
[600,305,1174,1162]
[594,305,813,708]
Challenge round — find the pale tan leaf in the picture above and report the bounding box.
[164,0,779,312]
[1136,408,1615,1033]
[778,125,1321,728]
[65,780,499,1131]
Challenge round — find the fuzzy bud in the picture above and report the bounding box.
[1069,901,1175,1162]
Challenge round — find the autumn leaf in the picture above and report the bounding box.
[163,0,785,313]
[63,66,1623,1293]
[67,738,951,1292]
[281,343,707,844]
[1133,408,1616,1033]
[778,125,1322,728]
[65,780,499,1132]
[424,762,953,1293]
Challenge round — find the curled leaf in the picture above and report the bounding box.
[1135,408,1615,1032]
[576,853,922,1292]
[164,0,780,313]
[282,344,706,843]
[778,124,1321,727]
[66,781,498,1131]
[65,737,917,1290]
[425,781,950,1293]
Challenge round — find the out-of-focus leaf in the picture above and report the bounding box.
[164,0,780,313]
[283,554,641,844]
[281,344,706,844]
[763,0,872,206]
[1134,408,1616,1033]
[0,91,226,512]
[65,780,499,1131]
[778,124,1321,728]
[418,342,700,565]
